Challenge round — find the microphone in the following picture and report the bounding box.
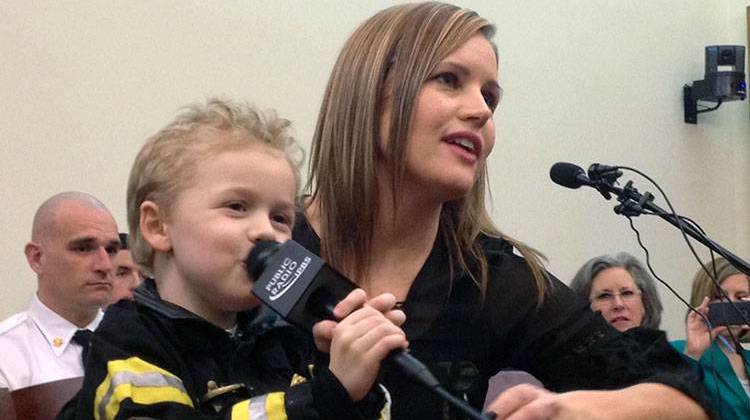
[587,163,623,183]
[246,240,438,386]
[246,239,492,420]
[549,162,593,189]
[246,239,351,332]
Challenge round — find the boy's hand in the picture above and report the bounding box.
[312,289,405,352]
[327,304,408,401]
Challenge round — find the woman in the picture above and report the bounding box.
[297,2,709,418]
[570,252,663,331]
[672,258,750,420]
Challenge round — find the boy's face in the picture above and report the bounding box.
[159,144,296,327]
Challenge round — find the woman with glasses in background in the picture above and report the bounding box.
[672,257,750,420]
[570,252,663,331]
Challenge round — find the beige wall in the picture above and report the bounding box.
[1,1,748,340]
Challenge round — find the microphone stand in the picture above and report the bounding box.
[591,173,750,347]
[591,177,750,277]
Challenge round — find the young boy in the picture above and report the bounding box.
[64,99,407,419]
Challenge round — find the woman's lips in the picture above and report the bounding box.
[610,316,631,323]
[442,131,482,158]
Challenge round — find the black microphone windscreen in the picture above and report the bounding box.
[247,240,355,331]
[246,240,281,281]
[550,162,587,189]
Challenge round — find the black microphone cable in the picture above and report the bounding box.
[553,161,750,416]
[552,162,750,332]
[609,166,750,417]
[622,216,726,403]
[617,165,750,333]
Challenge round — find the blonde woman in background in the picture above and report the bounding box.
[672,258,750,420]
[296,2,709,418]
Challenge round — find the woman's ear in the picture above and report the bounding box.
[140,201,171,252]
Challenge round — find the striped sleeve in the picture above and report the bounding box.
[93,356,193,420]
[230,392,287,420]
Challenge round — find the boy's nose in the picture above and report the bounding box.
[248,216,277,243]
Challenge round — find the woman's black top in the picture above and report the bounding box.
[293,216,710,419]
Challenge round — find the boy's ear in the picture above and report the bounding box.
[140,201,172,252]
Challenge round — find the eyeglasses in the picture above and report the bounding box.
[591,288,642,304]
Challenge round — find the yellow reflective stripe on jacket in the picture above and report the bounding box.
[231,400,250,420]
[231,392,287,420]
[93,356,193,420]
[263,393,285,419]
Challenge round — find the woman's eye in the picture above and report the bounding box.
[596,293,612,301]
[482,90,499,110]
[621,290,636,297]
[434,72,458,87]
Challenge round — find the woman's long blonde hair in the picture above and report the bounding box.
[307,2,549,302]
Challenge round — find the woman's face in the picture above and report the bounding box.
[589,267,645,332]
[717,273,750,303]
[713,274,750,337]
[379,33,500,204]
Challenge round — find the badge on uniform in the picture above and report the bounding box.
[290,373,308,387]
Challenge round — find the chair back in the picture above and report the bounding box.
[483,370,543,409]
[0,387,16,420]
[10,377,83,420]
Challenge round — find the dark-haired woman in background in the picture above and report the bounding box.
[570,252,663,331]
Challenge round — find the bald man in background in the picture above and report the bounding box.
[0,192,120,391]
